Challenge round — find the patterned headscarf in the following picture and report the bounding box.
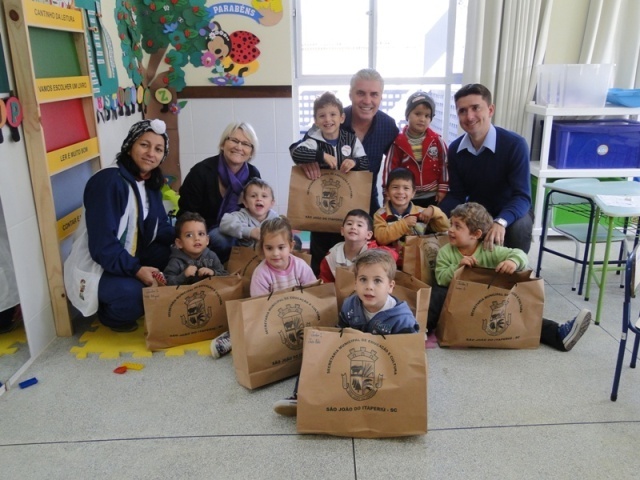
[120,119,169,162]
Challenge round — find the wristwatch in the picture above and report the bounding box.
[494,218,508,228]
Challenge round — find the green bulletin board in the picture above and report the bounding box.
[30,28,82,78]
[75,0,119,98]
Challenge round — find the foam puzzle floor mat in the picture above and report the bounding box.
[0,324,27,356]
[70,320,212,359]
[70,318,436,359]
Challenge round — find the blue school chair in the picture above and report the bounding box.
[610,243,640,401]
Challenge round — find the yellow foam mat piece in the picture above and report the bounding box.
[70,321,213,359]
[0,325,27,357]
[120,362,145,370]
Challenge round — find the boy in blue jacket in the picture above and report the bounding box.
[337,249,418,335]
[273,249,419,416]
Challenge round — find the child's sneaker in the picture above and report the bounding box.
[273,396,298,417]
[559,309,591,352]
[210,331,232,358]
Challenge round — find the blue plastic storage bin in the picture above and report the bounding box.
[549,119,640,169]
[607,88,640,108]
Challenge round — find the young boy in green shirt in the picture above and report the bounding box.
[430,202,591,351]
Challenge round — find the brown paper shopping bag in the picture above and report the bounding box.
[286,166,373,233]
[226,282,338,389]
[143,274,243,350]
[297,326,428,438]
[227,246,312,297]
[402,234,450,285]
[293,250,313,267]
[392,271,431,333]
[227,245,262,277]
[334,265,356,310]
[436,267,544,349]
[334,267,431,333]
[227,245,262,297]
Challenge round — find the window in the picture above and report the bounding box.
[293,0,468,143]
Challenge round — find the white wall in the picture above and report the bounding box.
[99,114,144,168]
[546,0,590,64]
[0,126,55,359]
[0,4,55,360]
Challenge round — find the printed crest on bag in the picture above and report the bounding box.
[278,304,304,349]
[323,335,400,405]
[181,291,212,329]
[482,300,511,336]
[342,347,384,401]
[317,178,343,214]
[264,297,321,350]
[470,292,521,339]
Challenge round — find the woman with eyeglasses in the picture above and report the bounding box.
[178,122,261,263]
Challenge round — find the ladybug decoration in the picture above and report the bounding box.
[204,21,260,86]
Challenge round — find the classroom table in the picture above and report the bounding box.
[540,181,640,324]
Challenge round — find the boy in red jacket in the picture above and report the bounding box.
[382,91,448,208]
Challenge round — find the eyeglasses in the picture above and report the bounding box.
[226,137,253,149]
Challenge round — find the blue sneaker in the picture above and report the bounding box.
[558,309,591,352]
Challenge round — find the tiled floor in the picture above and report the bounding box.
[1,238,640,479]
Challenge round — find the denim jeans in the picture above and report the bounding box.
[208,227,237,264]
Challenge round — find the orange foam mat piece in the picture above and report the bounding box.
[70,321,212,359]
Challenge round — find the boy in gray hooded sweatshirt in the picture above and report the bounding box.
[164,212,227,286]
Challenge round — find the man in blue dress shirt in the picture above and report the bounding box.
[440,83,534,253]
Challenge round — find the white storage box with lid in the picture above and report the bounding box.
[537,64,614,108]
